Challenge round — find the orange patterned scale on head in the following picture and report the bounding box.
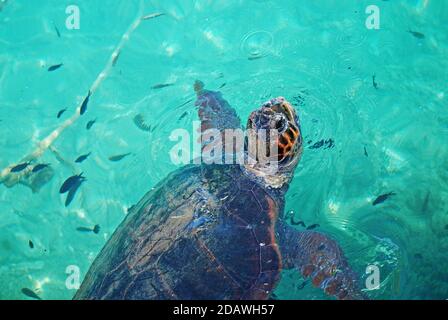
[277,125,300,161]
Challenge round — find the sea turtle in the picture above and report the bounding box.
[74,81,365,300]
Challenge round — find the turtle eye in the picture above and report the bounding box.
[275,118,286,131]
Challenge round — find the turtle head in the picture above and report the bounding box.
[244,97,303,188]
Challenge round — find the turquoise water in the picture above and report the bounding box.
[0,0,447,300]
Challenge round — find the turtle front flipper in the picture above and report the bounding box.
[194,81,242,150]
[277,223,367,300]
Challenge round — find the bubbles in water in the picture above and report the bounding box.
[240,30,274,59]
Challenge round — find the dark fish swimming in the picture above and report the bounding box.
[48,63,63,72]
[32,163,50,173]
[151,83,174,90]
[57,108,67,118]
[364,146,368,157]
[54,23,61,38]
[178,111,188,121]
[248,54,264,61]
[372,192,396,206]
[372,74,379,89]
[80,90,91,115]
[408,30,425,39]
[86,119,97,130]
[142,12,165,20]
[309,139,334,150]
[108,153,131,162]
[59,173,85,194]
[10,162,30,173]
[28,240,34,249]
[306,224,320,230]
[21,288,41,300]
[65,177,85,207]
[75,152,91,163]
[77,224,100,234]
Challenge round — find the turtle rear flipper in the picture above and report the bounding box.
[278,223,367,300]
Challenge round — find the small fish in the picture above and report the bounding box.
[414,253,423,260]
[86,119,97,130]
[219,83,226,89]
[309,139,334,150]
[248,53,264,61]
[28,240,34,249]
[310,140,324,149]
[10,162,30,173]
[57,108,67,118]
[59,173,85,194]
[372,192,396,206]
[54,24,61,38]
[32,163,50,173]
[178,111,188,121]
[151,83,174,90]
[364,146,368,157]
[80,90,91,115]
[48,63,63,72]
[76,224,100,234]
[142,12,165,20]
[372,74,379,89]
[65,177,85,207]
[306,224,320,230]
[21,288,41,300]
[108,153,132,162]
[408,30,425,39]
[75,152,91,163]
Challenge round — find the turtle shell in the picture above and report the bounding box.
[74,163,284,300]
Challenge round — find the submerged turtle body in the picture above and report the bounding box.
[75,164,283,299]
[75,82,365,300]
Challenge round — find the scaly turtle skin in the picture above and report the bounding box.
[74,82,365,300]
